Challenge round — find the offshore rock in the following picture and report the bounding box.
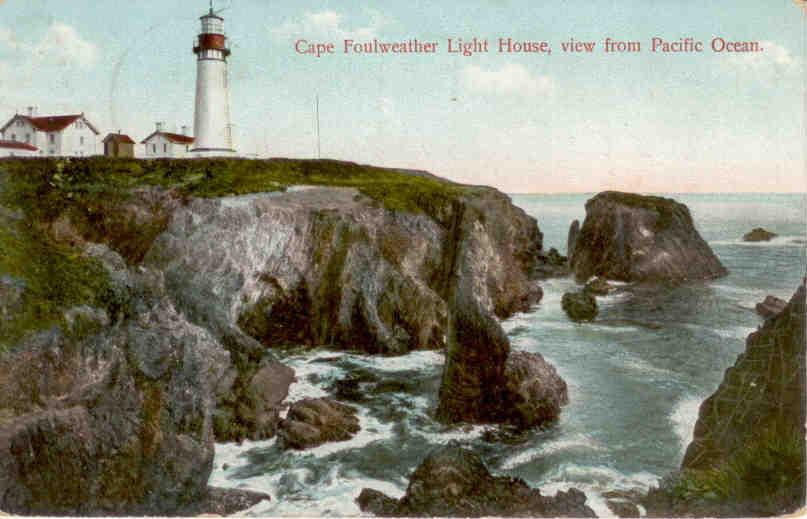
[583,276,613,296]
[562,291,598,322]
[277,397,360,450]
[435,191,553,426]
[743,227,777,242]
[502,351,568,428]
[570,192,727,283]
[357,444,596,517]
[567,220,580,261]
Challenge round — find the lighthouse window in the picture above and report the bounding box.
[49,134,55,144]
[80,136,85,145]
[164,143,168,153]
[10,134,15,141]
[152,144,156,153]
[25,134,30,143]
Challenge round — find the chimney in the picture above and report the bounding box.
[156,122,164,132]
[26,106,35,117]
[181,125,189,136]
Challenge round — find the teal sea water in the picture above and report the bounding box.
[209,193,807,517]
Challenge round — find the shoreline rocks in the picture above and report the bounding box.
[277,397,360,450]
[570,192,727,283]
[562,291,598,322]
[357,444,596,517]
[755,295,787,319]
[742,228,777,242]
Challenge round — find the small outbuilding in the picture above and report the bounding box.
[102,133,136,158]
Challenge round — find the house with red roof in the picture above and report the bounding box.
[0,140,38,158]
[0,108,100,157]
[141,123,195,158]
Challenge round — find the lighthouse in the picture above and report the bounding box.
[192,3,235,155]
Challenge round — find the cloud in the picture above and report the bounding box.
[461,64,553,97]
[725,40,798,73]
[0,23,98,68]
[31,23,98,67]
[271,10,389,41]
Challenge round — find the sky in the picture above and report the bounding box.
[0,0,804,193]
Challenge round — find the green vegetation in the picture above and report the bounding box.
[672,423,804,513]
[0,157,472,349]
[0,217,115,350]
[0,157,472,226]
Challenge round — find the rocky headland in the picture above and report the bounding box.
[0,157,562,515]
[642,280,806,517]
[570,192,727,283]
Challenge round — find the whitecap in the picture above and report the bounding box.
[500,433,606,470]
[670,395,704,456]
[709,235,807,248]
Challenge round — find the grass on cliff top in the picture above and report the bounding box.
[0,157,473,224]
[0,217,115,351]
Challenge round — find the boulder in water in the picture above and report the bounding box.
[583,276,613,296]
[570,192,727,283]
[277,398,360,450]
[502,351,568,428]
[562,291,598,321]
[743,228,777,242]
[357,444,596,517]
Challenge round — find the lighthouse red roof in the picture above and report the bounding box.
[0,140,38,151]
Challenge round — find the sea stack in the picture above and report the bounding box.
[570,192,727,283]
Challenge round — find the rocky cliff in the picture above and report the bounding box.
[570,192,727,283]
[644,281,806,517]
[0,157,557,514]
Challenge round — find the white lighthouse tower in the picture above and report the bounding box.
[192,3,236,155]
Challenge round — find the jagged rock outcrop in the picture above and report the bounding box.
[743,228,777,242]
[0,159,561,513]
[434,192,553,426]
[277,397,360,450]
[567,219,580,261]
[562,291,598,322]
[357,444,596,517]
[755,295,787,319]
[643,281,806,517]
[683,283,805,471]
[570,192,727,283]
[0,274,233,515]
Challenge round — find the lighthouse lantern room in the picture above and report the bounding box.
[192,3,235,155]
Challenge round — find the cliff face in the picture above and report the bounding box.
[0,263,232,515]
[643,281,806,517]
[571,192,727,283]
[0,158,552,514]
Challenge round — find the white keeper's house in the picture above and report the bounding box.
[0,140,38,158]
[141,123,195,158]
[0,109,100,157]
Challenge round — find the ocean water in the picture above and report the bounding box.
[209,193,807,517]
